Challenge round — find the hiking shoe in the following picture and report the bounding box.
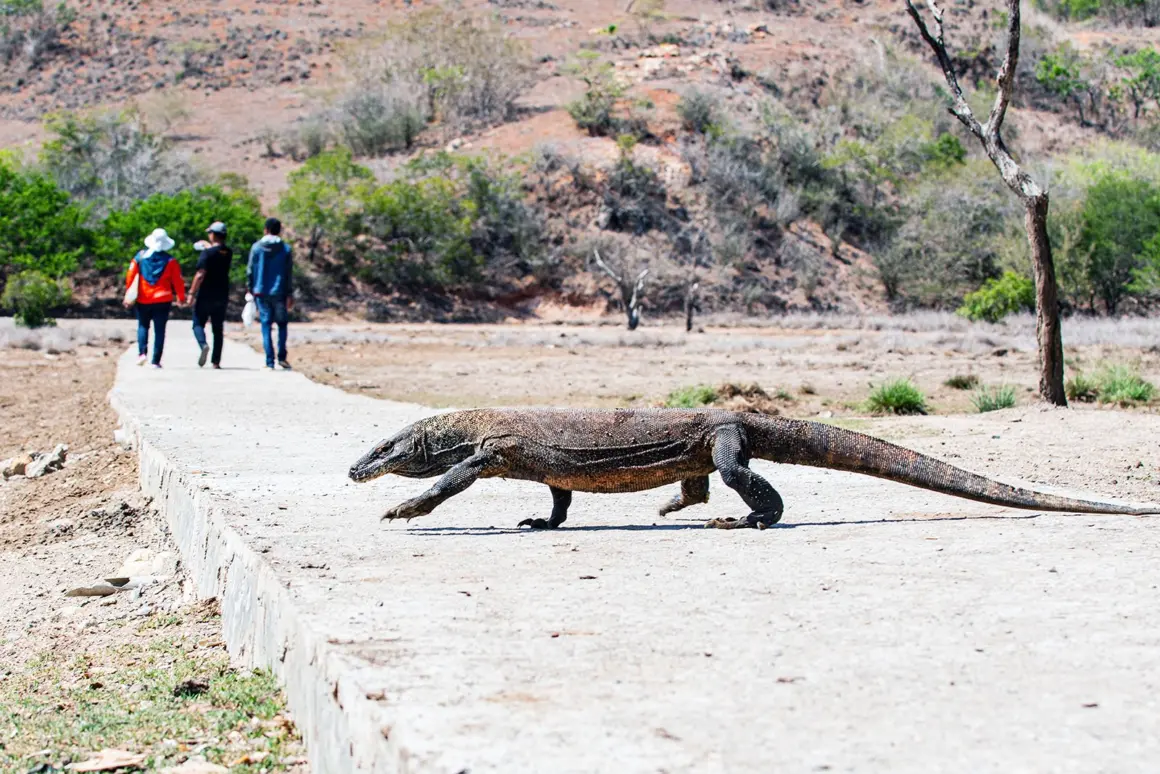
[212,363,221,370]
[151,363,162,369]
[277,359,292,370]
[137,354,147,366]
[198,344,209,367]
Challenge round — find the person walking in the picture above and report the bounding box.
[189,221,233,369]
[124,228,186,369]
[247,217,294,370]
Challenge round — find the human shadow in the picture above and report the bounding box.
[403,512,1040,536]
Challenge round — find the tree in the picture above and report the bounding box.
[97,182,265,283]
[591,246,648,330]
[905,0,1067,405]
[279,147,374,263]
[0,159,92,281]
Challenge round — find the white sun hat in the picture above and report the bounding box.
[143,228,176,253]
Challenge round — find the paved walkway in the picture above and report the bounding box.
[112,332,1160,774]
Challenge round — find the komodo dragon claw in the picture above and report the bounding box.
[517,518,557,530]
[705,512,780,530]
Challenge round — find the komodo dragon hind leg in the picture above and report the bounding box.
[518,486,572,530]
[658,476,710,516]
[705,425,784,531]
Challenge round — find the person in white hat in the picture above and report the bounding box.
[123,228,186,368]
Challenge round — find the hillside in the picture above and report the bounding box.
[5,0,1160,321]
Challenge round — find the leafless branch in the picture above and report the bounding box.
[987,0,1021,137]
[903,0,984,139]
[592,249,622,283]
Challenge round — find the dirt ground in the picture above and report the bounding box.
[0,329,307,773]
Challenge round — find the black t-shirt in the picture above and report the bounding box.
[195,245,233,306]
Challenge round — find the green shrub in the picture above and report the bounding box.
[665,384,717,408]
[2,269,71,328]
[337,87,426,157]
[921,133,967,170]
[0,159,92,279]
[677,89,722,135]
[971,385,1017,413]
[566,53,629,137]
[865,378,927,415]
[1065,371,1099,402]
[944,373,981,390]
[97,181,265,283]
[279,147,374,260]
[1096,364,1155,405]
[957,271,1035,323]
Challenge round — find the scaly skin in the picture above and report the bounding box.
[348,408,1160,529]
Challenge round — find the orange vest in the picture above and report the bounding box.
[126,257,186,305]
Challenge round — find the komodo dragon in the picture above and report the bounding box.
[348,408,1160,529]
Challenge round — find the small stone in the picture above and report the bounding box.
[1,453,32,478]
[26,444,68,478]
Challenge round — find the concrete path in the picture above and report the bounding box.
[111,333,1160,774]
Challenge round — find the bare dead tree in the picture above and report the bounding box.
[905,0,1066,405]
[593,248,649,330]
[684,279,700,333]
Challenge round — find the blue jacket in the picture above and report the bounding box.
[247,236,293,297]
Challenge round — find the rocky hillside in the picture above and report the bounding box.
[3,0,1159,321]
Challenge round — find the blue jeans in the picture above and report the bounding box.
[255,295,288,367]
[135,302,171,365]
[192,301,226,366]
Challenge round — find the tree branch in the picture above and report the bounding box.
[986,0,1021,138]
[903,0,985,139]
[591,249,623,284]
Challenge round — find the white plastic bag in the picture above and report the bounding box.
[242,293,257,328]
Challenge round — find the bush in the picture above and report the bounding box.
[333,152,542,290]
[1096,364,1155,405]
[1076,173,1160,314]
[97,182,265,283]
[944,374,980,390]
[2,269,70,328]
[336,86,426,157]
[279,147,374,260]
[865,378,927,415]
[1065,371,1099,402]
[602,136,670,235]
[1037,0,1160,25]
[566,53,637,137]
[351,10,532,133]
[665,384,717,408]
[971,385,1017,413]
[40,109,200,215]
[677,89,722,135]
[957,271,1035,323]
[0,159,92,279]
[0,0,75,70]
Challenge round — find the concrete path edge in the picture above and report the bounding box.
[108,387,396,773]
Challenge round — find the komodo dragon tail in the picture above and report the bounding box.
[744,416,1160,516]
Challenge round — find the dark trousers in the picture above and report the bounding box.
[255,295,288,367]
[192,301,227,366]
[135,302,171,365]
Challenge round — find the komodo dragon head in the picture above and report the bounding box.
[349,415,474,482]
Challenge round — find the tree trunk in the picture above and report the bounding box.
[684,281,699,333]
[1026,195,1067,406]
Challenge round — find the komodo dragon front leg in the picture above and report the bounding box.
[382,451,506,522]
[705,425,784,530]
